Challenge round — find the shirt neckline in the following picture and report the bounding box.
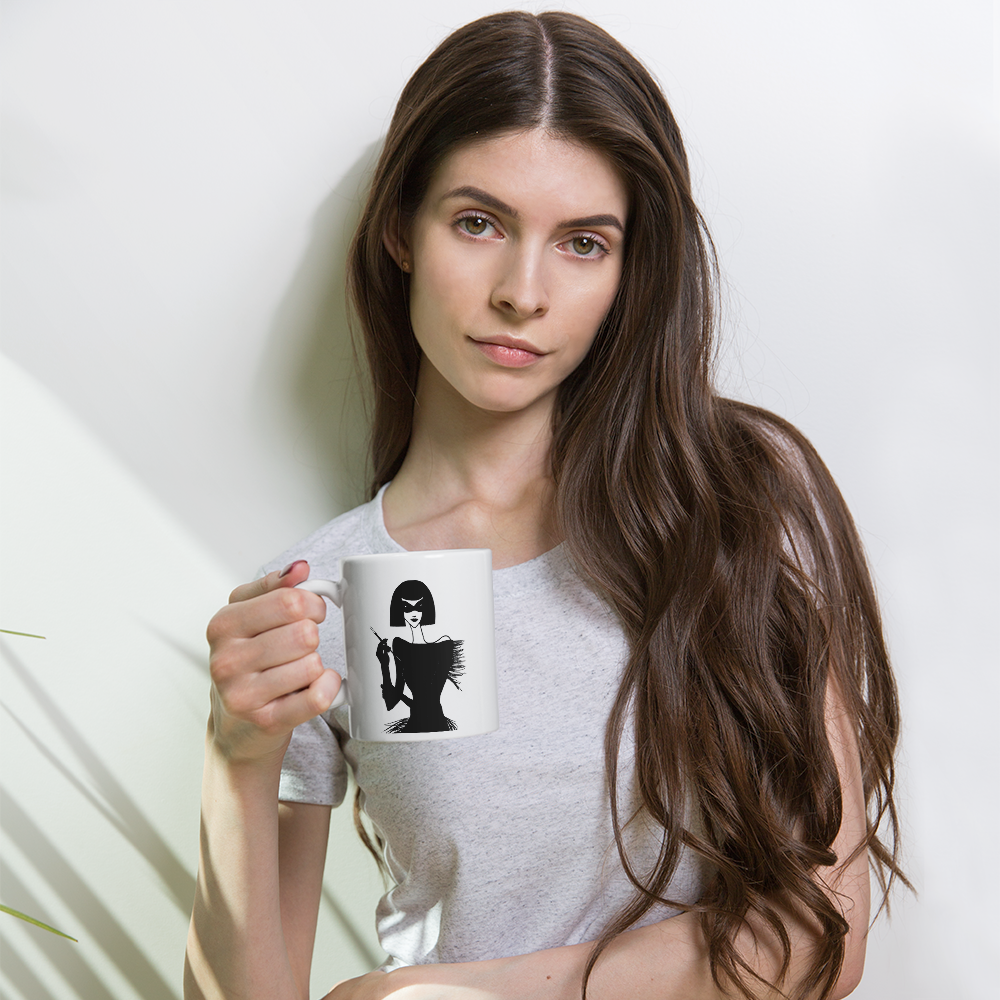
[363,483,574,598]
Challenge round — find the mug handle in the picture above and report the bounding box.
[296,579,347,710]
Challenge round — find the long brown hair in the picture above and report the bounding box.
[347,12,906,998]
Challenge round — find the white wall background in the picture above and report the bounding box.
[2,1,996,998]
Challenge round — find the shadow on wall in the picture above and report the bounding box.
[1,638,189,999]
[1,795,177,1000]
[0,337,385,999]
[254,141,386,516]
[1,638,196,916]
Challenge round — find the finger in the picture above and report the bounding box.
[210,617,323,685]
[209,586,326,645]
[220,654,336,715]
[227,559,310,604]
[250,669,343,733]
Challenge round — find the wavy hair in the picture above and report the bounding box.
[347,12,906,999]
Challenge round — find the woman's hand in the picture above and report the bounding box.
[376,638,391,668]
[205,559,342,766]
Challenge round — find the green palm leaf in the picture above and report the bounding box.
[1,904,77,941]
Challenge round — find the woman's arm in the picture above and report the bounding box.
[393,644,414,708]
[380,642,411,710]
[280,802,334,996]
[184,562,341,1000]
[325,674,868,1000]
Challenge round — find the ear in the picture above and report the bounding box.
[383,212,412,273]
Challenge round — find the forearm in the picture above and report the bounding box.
[381,654,407,710]
[478,913,717,1000]
[570,902,861,1000]
[360,915,715,1000]
[184,733,300,1000]
[350,882,865,1000]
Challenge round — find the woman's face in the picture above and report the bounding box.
[401,598,423,628]
[396,129,628,419]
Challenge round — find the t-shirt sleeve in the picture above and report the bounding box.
[278,709,349,807]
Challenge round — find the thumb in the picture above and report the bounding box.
[228,559,310,604]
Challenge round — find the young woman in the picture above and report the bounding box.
[184,11,905,1000]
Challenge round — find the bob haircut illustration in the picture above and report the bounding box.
[389,580,437,626]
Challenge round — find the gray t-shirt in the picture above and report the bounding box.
[265,488,708,968]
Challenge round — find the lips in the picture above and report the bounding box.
[470,335,545,368]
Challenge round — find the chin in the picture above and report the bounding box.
[461,383,557,416]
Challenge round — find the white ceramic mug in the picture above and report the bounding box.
[298,549,498,741]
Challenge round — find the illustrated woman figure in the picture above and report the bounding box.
[376,580,464,733]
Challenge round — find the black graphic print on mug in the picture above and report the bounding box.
[373,580,466,734]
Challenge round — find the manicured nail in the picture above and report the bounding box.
[279,560,306,578]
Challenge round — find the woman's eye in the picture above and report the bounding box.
[458,215,493,236]
[568,235,607,257]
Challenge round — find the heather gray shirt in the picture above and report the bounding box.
[266,488,708,969]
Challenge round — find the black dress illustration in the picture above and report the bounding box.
[376,580,465,734]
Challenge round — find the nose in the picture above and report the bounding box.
[490,245,549,320]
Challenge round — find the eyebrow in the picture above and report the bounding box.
[441,185,625,233]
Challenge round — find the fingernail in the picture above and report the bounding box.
[279,560,306,578]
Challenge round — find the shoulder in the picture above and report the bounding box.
[258,495,380,578]
[392,638,412,652]
[433,635,453,643]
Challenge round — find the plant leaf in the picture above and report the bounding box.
[0,904,77,941]
[0,629,46,639]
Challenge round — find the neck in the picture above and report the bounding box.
[382,365,560,567]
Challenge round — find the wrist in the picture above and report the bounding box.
[206,689,292,770]
[204,718,289,780]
